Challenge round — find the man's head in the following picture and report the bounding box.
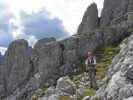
[88,51,93,55]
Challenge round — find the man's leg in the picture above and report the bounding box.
[90,71,93,88]
[92,66,97,89]
[88,66,93,88]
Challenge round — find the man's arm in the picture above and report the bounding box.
[85,58,88,66]
[93,56,96,65]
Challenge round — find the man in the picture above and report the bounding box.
[85,51,97,89]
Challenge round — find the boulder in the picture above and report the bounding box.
[38,76,76,100]
[33,40,63,86]
[83,96,90,100]
[45,87,56,97]
[4,39,32,95]
[3,73,40,100]
[60,36,79,75]
[124,97,133,100]
[126,66,133,81]
[48,94,59,100]
[76,85,86,98]
[77,3,99,34]
[118,84,133,99]
[56,76,76,95]
[32,37,56,74]
[31,37,56,73]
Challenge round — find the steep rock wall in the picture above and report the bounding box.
[89,33,133,100]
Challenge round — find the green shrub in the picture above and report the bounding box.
[59,96,71,100]
[84,88,96,96]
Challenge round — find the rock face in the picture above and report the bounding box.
[0,0,133,99]
[32,38,56,74]
[0,52,4,64]
[34,37,56,49]
[89,34,133,100]
[77,3,99,34]
[78,0,133,32]
[4,39,32,95]
[0,53,4,98]
[33,28,131,87]
[0,65,5,98]
[33,39,63,86]
[60,37,79,76]
[128,0,133,12]
[100,0,133,27]
[6,74,40,100]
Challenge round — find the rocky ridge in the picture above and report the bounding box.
[0,28,131,100]
[78,0,133,34]
[77,3,99,34]
[0,0,133,100]
[101,0,133,27]
[89,32,133,100]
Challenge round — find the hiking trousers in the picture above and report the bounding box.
[86,65,97,89]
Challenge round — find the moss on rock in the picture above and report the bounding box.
[96,46,120,80]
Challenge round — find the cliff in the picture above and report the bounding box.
[0,0,133,100]
[78,0,133,34]
[89,32,133,100]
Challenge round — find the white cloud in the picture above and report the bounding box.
[0,47,7,55]
[41,0,104,34]
[15,33,37,47]
[0,0,104,48]
[6,0,104,35]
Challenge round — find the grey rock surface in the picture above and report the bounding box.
[38,76,76,100]
[34,37,56,49]
[128,0,133,12]
[126,66,133,81]
[33,40,63,86]
[0,0,133,98]
[56,76,76,95]
[83,96,90,100]
[124,97,133,100]
[0,52,4,64]
[4,39,32,95]
[32,37,56,74]
[60,36,79,75]
[77,3,99,34]
[100,0,133,27]
[4,75,40,100]
[1,28,131,100]
[0,65,5,99]
[90,34,133,100]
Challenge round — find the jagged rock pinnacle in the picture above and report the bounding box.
[77,3,99,34]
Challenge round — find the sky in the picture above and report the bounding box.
[0,0,104,54]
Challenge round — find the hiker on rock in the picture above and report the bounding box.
[85,51,97,89]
